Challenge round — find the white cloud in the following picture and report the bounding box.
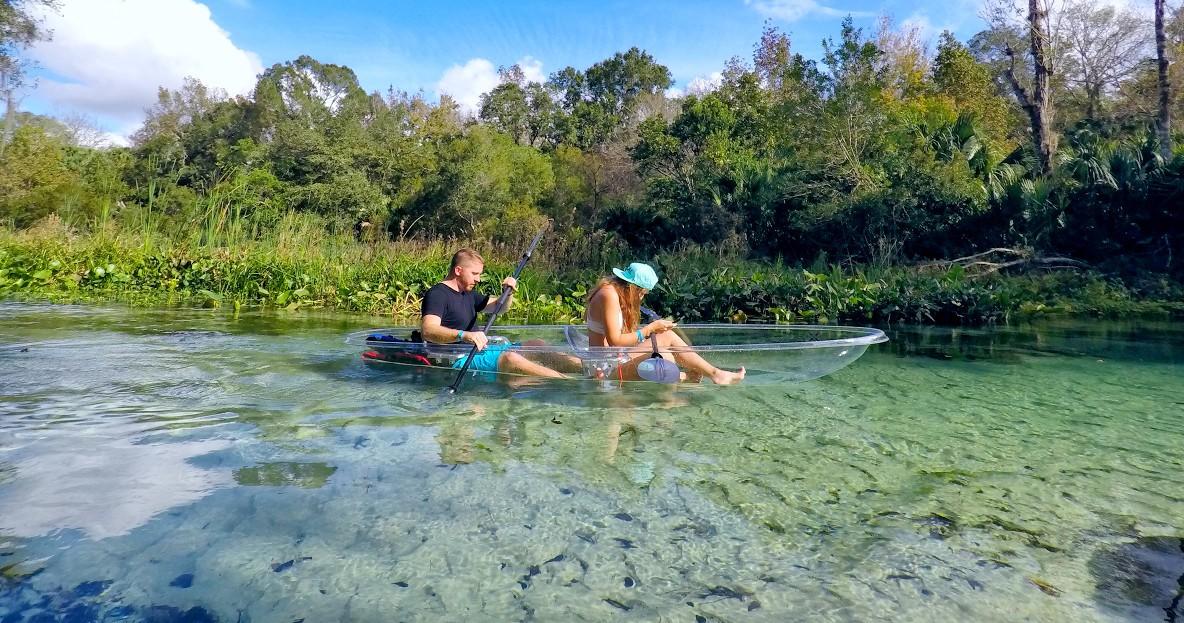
[436,58,500,117]
[518,56,546,84]
[666,71,724,99]
[1087,0,1152,17]
[435,56,545,117]
[101,132,131,148]
[687,72,724,95]
[28,0,262,127]
[900,12,946,43]
[746,0,872,21]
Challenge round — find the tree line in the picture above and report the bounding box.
[1,0,1182,280]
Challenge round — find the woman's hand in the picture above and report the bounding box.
[645,319,676,336]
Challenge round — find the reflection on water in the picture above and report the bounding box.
[887,320,1184,364]
[234,462,337,488]
[0,302,1182,622]
[0,436,231,539]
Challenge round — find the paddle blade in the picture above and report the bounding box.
[637,357,681,384]
[416,386,460,412]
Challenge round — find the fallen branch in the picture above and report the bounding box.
[917,248,1087,276]
[917,247,1028,270]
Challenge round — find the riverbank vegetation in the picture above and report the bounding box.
[3,217,1180,324]
[1,1,1182,324]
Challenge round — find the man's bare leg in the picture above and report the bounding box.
[520,339,583,373]
[498,351,568,379]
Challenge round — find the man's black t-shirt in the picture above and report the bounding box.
[421,283,490,331]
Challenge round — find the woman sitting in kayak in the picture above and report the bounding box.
[585,263,745,384]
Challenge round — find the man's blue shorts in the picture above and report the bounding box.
[452,343,509,373]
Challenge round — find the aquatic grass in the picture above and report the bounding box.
[0,223,528,318]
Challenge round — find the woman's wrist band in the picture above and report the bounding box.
[457,330,465,341]
[636,329,644,343]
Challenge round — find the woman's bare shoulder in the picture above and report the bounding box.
[590,284,618,305]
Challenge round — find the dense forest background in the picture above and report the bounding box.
[1,0,1183,323]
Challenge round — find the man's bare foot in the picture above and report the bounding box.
[710,366,746,385]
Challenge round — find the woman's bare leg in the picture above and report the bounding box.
[614,333,743,384]
[655,331,745,384]
[617,352,677,381]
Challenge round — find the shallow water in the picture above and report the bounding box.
[1,302,1182,622]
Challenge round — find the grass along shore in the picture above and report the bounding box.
[2,219,1182,325]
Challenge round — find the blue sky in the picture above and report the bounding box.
[24,0,986,143]
[204,0,981,94]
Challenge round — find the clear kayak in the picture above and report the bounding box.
[346,324,887,386]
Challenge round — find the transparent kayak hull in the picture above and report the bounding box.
[346,324,887,386]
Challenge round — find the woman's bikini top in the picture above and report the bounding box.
[586,310,625,336]
[586,287,626,335]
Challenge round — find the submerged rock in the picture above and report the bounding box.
[701,585,750,601]
[143,605,218,623]
[917,512,958,539]
[169,573,194,588]
[71,580,112,598]
[1089,535,1184,620]
[61,603,99,623]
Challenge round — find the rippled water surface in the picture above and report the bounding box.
[1,303,1182,622]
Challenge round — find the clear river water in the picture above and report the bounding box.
[1,302,1181,622]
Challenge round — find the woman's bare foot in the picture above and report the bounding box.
[709,366,746,385]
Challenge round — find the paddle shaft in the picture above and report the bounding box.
[642,305,666,357]
[447,226,549,393]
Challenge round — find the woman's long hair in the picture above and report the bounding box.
[588,276,642,332]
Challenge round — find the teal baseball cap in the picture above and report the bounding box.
[612,262,659,291]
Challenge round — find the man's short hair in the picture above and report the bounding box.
[450,248,485,271]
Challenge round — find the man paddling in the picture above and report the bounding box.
[421,248,567,379]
